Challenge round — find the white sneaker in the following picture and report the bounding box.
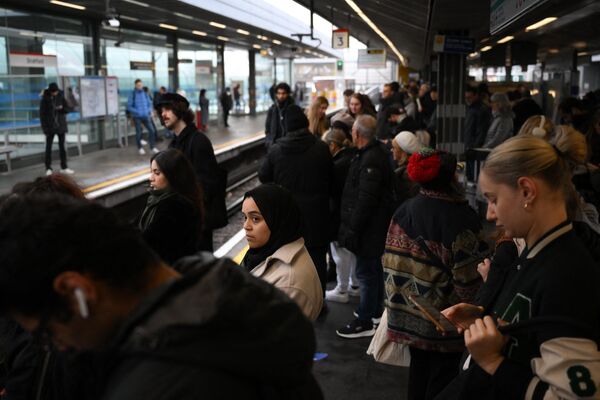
[138,148,146,155]
[348,286,360,297]
[60,168,75,174]
[45,169,53,176]
[325,286,349,303]
[151,147,160,154]
[140,139,148,146]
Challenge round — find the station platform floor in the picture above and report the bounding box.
[0,114,266,197]
[217,237,408,399]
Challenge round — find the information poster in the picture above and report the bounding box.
[105,76,119,116]
[80,77,106,118]
[357,49,386,69]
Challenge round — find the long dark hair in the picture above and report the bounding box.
[151,149,204,226]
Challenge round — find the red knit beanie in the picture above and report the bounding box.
[407,148,442,183]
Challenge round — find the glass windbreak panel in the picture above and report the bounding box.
[256,54,274,112]
[101,27,172,113]
[0,7,92,158]
[224,47,249,114]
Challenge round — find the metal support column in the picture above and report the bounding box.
[249,49,257,116]
[171,33,179,91]
[217,44,225,126]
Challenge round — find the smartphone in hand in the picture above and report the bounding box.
[404,290,459,334]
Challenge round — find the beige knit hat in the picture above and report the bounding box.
[394,131,421,155]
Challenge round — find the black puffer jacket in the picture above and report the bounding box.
[330,146,357,241]
[39,90,69,135]
[338,140,394,257]
[265,97,295,147]
[259,128,333,247]
[98,255,323,400]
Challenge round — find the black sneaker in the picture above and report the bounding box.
[336,319,376,339]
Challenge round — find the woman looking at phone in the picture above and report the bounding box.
[439,131,600,399]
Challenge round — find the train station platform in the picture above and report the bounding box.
[0,114,266,198]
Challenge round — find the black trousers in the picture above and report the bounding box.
[408,347,463,400]
[45,131,68,170]
[306,244,327,297]
[223,109,230,127]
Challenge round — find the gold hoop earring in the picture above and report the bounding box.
[524,203,529,209]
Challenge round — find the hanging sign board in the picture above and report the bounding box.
[490,0,547,34]
[105,76,119,116]
[80,77,107,118]
[9,52,57,68]
[433,35,475,54]
[332,28,349,49]
[130,61,154,70]
[357,49,386,69]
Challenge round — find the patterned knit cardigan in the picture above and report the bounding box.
[382,189,489,352]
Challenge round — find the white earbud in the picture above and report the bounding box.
[73,288,89,319]
[532,115,546,138]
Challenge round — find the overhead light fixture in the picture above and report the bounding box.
[573,41,587,49]
[159,23,178,30]
[548,48,559,54]
[304,49,311,54]
[20,31,45,37]
[122,0,149,7]
[193,30,207,36]
[497,35,514,44]
[261,35,269,41]
[120,15,139,21]
[481,45,492,52]
[468,52,479,58]
[344,0,406,66]
[49,0,86,10]
[217,36,229,41]
[525,17,557,31]
[210,21,226,29]
[107,16,120,27]
[236,29,250,35]
[272,39,282,45]
[480,37,489,43]
[252,44,261,49]
[174,12,193,20]
[578,51,590,56]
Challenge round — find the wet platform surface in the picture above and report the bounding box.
[0,114,265,196]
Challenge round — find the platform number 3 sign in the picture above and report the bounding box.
[332,29,349,49]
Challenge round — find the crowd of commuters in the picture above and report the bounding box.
[14,78,600,399]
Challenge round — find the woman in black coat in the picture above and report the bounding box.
[139,149,204,264]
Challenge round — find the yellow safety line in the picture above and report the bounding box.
[82,130,264,194]
[233,245,249,264]
[83,169,148,193]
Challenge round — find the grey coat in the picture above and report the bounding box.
[483,111,514,148]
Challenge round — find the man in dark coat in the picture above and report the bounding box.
[336,114,394,339]
[219,87,233,127]
[259,105,333,298]
[157,93,225,251]
[376,83,404,141]
[40,82,73,175]
[265,82,295,147]
[464,86,491,181]
[0,195,323,400]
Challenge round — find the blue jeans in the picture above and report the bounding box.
[356,255,384,324]
[133,116,156,149]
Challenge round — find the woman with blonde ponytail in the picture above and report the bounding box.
[307,96,329,137]
[518,116,600,234]
[439,133,600,400]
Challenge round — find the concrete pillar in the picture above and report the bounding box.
[217,45,225,125]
